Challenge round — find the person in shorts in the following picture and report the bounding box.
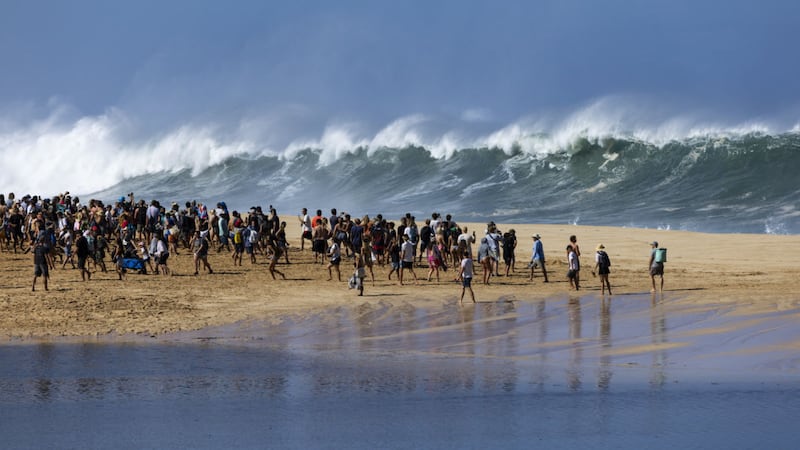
[458,252,476,304]
[192,230,213,275]
[32,238,50,291]
[649,241,664,292]
[399,234,418,286]
[327,238,342,282]
[592,244,612,295]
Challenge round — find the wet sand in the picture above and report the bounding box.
[1,223,799,347]
[3,226,800,448]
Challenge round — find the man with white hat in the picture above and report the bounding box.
[529,234,548,282]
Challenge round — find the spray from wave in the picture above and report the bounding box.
[1,98,798,234]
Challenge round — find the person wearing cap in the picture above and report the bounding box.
[529,234,548,282]
[649,241,664,292]
[592,244,612,295]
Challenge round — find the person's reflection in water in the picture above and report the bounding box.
[35,343,55,402]
[597,297,613,391]
[459,303,477,359]
[530,300,549,390]
[650,292,668,389]
[567,296,583,391]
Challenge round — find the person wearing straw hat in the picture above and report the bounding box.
[592,244,612,295]
[528,234,548,282]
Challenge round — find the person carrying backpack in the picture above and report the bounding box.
[649,241,666,292]
[592,244,612,295]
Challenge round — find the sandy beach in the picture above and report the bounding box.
[1,223,798,339]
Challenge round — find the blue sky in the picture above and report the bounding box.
[2,0,799,131]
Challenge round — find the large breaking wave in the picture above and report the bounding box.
[2,101,798,234]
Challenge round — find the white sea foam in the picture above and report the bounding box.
[1,97,795,197]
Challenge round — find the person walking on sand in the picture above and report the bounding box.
[266,232,287,280]
[399,234,419,286]
[649,241,664,292]
[387,236,401,281]
[567,244,580,290]
[327,237,342,281]
[458,252,476,304]
[76,230,91,281]
[426,235,446,282]
[353,249,367,296]
[32,236,50,291]
[191,230,213,275]
[592,244,612,295]
[529,234,549,282]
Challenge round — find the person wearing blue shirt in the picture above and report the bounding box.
[529,234,549,282]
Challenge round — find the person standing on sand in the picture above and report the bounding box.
[399,234,419,286]
[503,229,517,276]
[353,249,366,296]
[567,244,580,290]
[298,207,312,251]
[191,230,213,275]
[458,252,476,304]
[76,231,91,281]
[327,237,342,282]
[32,236,49,291]
[649,241,664,292]
[477,237,492,285]
[312,217,329,264]
[529,234,548,282]
[567,235,581,288]
[592,244,612,295]
[387,237,401,281]
[418,218,432,264]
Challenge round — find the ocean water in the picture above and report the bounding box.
[3,110,798,235]
[83,131,798,235]
[2,295,799,449]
